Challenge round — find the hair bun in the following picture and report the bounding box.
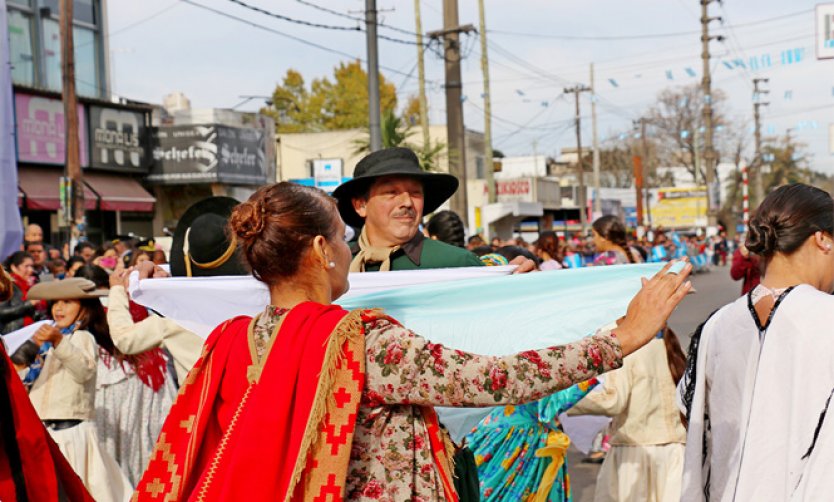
[746,220,778,255]
[229,200,266,241]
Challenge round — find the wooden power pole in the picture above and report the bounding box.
[60,0,84,243]
[590,63,601,216]
[365,0,382,151]
[564,85,591,234]
[752,77,769,206]
[413,0,430,151]
[477,0,496,204]
[700,0,723,227]
[428,0,475,226]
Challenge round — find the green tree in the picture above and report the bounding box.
[261,61,398,133]
[353,107,446,171]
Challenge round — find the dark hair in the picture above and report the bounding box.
[746,183,834,259]
[78,298,115,354]
[592,215,635,264]
[536,231,565,263]
[496,245,540,267]
[24,241,43,251]
[74,241,95,255]
[471,245,494,257]
[73,265,110,289]
[4,251,32,270]
[426,210,466,248]
[467,235,485,246]
[66,256,86,272]
[46,259,66,274]
[663,327,687,385]
[229,182,339,285]
[128,250,152,267]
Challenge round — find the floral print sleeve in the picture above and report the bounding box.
[363,317,623,407]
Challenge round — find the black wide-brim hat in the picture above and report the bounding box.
[332,147,459,228]
[169,196,248,277]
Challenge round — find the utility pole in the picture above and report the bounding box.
[752,77,769,206]
[365,0,382,151]
[428,1,475,226]
[413,0,430,151]
[477,0,496,204]
[564,85,591,234]
[590,64,601,216]
[632,117,653,228]
[700,0,724,227]
[60,0,84,245]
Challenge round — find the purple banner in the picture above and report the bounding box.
[14,93,88,166]
[1,0,23,258]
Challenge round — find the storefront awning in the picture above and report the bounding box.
[83,172,155,212]
[17,167,98,211]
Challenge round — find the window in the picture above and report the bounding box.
[37,19,100,97]
[7,10,35,85]
[41,0,95,24]
[73,26,98,97]
[475,156,484,179]
[41,18,61,91]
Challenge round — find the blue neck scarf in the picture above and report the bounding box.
[22,322,77,386]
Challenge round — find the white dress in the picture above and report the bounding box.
[678,284,834,501]
[95,349,177,486]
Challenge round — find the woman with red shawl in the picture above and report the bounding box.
[135,182,692,501]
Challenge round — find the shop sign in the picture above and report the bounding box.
[147,124,268,185]
[14,93,88,166]
[89,106,149,172]
[496,178,533,202]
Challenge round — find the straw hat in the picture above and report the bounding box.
[28,278,109,301]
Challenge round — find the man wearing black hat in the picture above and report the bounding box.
[335,147,491,272]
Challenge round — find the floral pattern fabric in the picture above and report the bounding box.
[251,308,622,501]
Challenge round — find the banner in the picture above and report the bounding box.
[14,93,88,166]
[147,124,268,185]
[651,186,708,229]
[1,0,23,259]
[89,106,149,172]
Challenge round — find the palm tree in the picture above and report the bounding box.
[354,109,445,171]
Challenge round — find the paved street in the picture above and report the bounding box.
[569,263,742,502]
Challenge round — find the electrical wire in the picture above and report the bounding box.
[178,0,427,79]
[291,0,420,37]
[225,0,419,45]
[487,7,813,41]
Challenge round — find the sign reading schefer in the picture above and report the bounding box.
[15,93,88,166]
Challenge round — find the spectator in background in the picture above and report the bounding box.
[48,247,63,261]
[24,223,44,245]
[74,242,96,264]
[128,250,152,268]
[426,210,466,248]
[592,216,642,266]
[25,241,49,283]
[47,259,67,280]
[93,247,119,272]
[730,240,762,295]
[66,256,86,278]
[467,234,485,251]
[535,231,566,271]
[491,236,501,249]
[0,251,43,334]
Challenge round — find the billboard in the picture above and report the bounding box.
[147,124,268,185]
[817,4,834,60]
[14,93,88,166]
[650,187,708,229]
[89,106,150,172]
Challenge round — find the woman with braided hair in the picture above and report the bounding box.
[591,216,643,266]
[679,183,834,501]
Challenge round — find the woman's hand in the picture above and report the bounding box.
[109,261,132,289]
[615,260,692,356]
[33,324,63,347]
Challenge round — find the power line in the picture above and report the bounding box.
[291,0,419,37]
[74,2,180,48]
[488,8,813,41]
[226,0,360,31]
[225,0,418,44]
[178,0,427,79]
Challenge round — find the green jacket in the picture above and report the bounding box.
[351,233,482,272]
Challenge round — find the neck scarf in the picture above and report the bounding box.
[350,227,401,272]
[22,323,76,387]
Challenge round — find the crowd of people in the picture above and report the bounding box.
[0,145,830,502]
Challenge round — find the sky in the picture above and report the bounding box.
[106,0,834,173]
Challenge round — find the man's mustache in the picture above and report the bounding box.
[392,208,417,218]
